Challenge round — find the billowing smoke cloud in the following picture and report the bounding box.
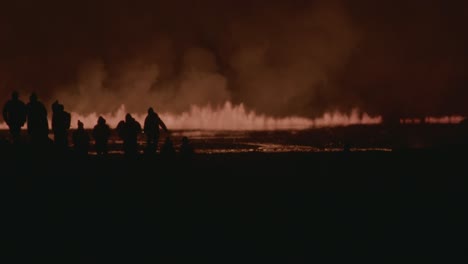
[55,48,231,115]
[1,0,467,119]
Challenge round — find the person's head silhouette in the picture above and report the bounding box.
[148,107,155,115]
[78,120,84,130]
[98,116,106,125]
[125,113,132,123]
[11,91,19,100]
[52,100,60,112]
[29,92,38,102]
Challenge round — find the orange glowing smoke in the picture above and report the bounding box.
[1,102,382,130]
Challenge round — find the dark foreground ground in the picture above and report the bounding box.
[1,144,467,263]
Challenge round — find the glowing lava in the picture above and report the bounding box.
[1,102,382,130]
[400,116,465,125]
[69,102,382,130]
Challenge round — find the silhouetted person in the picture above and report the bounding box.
[93,116,111,155]
[180,136,194,159]
[116,120,126,139]
[73,120,90,156]
[2,91,27,142]
[117,114,142,157]
[161,136,175,158]
[144,107,168,153]
[52,100,71,148]
[26,93,49,142]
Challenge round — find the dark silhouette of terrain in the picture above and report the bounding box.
[1,92,467,261]
[1,140,467,262]
[160,136,176,158]
[180,136,195,160]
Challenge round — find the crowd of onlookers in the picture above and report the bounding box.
[2,91,194,157]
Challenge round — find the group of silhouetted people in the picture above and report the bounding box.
[3,91,49,143]
[2,91,194,158]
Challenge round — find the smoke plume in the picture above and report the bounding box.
[1,0,467,119]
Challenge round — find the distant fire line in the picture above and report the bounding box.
[1,102,465,131]
[5,102,465,130]
[0,102,383,131]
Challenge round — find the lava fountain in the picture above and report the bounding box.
[69,102,382,130]
[0,102,382,130]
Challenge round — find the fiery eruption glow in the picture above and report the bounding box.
[75,102,385,130]
[400,116,465,125]
[69,102,382,130]
[0,102,382,131]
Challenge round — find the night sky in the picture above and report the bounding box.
[1,0,467,118]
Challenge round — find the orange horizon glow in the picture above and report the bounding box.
[400,116,465,125]
[0,102,383,131]
[1,102,466,131]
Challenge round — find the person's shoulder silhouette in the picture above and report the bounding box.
[26,92,49,142]
[93,116,110,134]
[132,116,142,132]
[51,100,71,148]
[144,108,156,129]
[143,107,169,150]
[27,92,47,116]
[93,116,111,155]
[73,120,90,156]
[144,107,168,132]
[51,100,60,113]
[3,91,27,141]
[3,91,27,123]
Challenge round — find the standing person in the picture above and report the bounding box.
[117,114,142,157]
[51,100,71,148]
[72,120,90,156]
[2,91,27,142]
[93,116,111,156]
[26,92,49,142]
[144,107,168,153]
